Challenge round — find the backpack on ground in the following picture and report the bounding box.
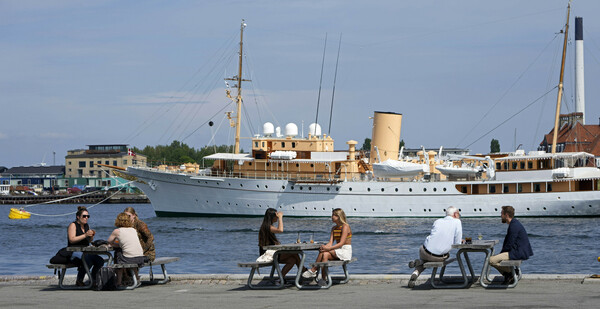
[95,266,116,291]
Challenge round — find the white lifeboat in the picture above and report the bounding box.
[372,159,428,177]
[436,162,482,177]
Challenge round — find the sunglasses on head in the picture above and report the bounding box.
[82,215,90,218]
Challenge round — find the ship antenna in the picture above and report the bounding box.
[225,19,251,154]
[551,1,571,162]
[313,33,327,136]
[328,33,342,136]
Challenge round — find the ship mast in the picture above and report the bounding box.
[225,19,251,154]
[551,1,571,159]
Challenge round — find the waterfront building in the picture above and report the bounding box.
[65,144,147,178]
[0,165,65,192]
[539,112,600,164]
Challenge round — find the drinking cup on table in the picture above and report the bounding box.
[296,232,301,244]
[310,233,314,244]
[465,237,472,244]
[477,233,483,241]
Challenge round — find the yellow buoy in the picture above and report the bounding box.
[8,208,31,219]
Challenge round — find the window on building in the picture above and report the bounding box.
[547,183,553,192]
[512,162,517,169]
[68,161,72,165]
[113,160,117,166]
[520,162,525,169]
[78,169,83,177]
[68,168,72,172]
[79,161,86,168]
[90,170,95,176]
[105,161,109,165]
[489,185,496,193]
[132,160,137,165]
[281,142,285,148]
[534,183,541,192]
[123,160,127,165]
[90,161,94,167]
[292,142,296,148]
[97,161,101,164]
[528,162,533,169]
[496,162,501,170]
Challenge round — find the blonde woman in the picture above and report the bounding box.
[108,212,146,287]
[302,208,352,283]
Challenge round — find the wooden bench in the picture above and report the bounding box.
[46,263,88,290]
[237,261,283,289]
[307,257,358,289]
[418,258,471,289]
[111,257,180,290]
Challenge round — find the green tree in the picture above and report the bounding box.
[490,139,500,153]
[132,141,234,166]
[361,138,371,151]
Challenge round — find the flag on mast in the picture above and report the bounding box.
[128,148,136,157]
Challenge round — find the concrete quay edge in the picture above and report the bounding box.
[2,273,599,285]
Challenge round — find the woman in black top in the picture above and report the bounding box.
[67,206,104,286]
[258,208,305,277]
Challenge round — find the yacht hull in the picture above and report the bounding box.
[127,167,600,217]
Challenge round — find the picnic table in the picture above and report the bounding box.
[450,240,499,288]
[45,245,114,290]
[263,243,321,289]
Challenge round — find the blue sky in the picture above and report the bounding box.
[2,0,600,167]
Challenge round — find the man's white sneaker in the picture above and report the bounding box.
[302,269,317,279]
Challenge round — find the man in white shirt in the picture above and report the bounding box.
[407,206,462,288]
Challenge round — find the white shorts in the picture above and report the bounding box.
[334,245,352,261]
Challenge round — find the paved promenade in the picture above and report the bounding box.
[1,274,599,308]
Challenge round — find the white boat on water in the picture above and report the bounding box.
[126,9,600,218]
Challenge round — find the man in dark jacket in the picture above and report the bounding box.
[490,205,533,284]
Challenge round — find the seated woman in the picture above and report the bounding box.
[302,208,352,283]
[124,207,155,262]
[108,212,146,287]
[258,208,306,279]
[67,206,104,286]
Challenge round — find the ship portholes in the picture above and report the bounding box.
[372,209,375,212]
[543,207,547,210]
[349,188,353,191]
[300,186,303,190]
[327,187,330,191]
[265,185,268,189]
[395,188,398,192]
[353,208,357,211]
[479,208,482,211]
[282,186,285,189]
[526,208,530,211]
[228,183,231,186]
[443,188,447,192]
[589,205,593,208]
[494,208,498,212]
[409,209,412,212]
[433,188,437,192]
[423,188,427,192]
[291,186,295,190]
[256,185,259,188]
[571,206,575,209]
[409,188,412,192]
[381,188,384,192]
[240,184,243,187]
[308,187,312,191]
[367,188,371,192]
[336,187,339,191]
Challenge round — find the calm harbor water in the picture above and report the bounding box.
[1,203,598,276]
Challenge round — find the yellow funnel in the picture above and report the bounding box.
[9,208,31,220]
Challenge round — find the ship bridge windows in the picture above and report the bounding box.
[489,185,496,193]
[496,162,501,170]
[292,142,296,148]
[520,162,525,169]
[528,161,533,169]
[503,162,508,170]
[512,162,518,170]
[281,142,285,148]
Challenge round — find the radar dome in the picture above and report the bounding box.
[263,122,274,136]
[285,123,298,137]
[308,123,322,136]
